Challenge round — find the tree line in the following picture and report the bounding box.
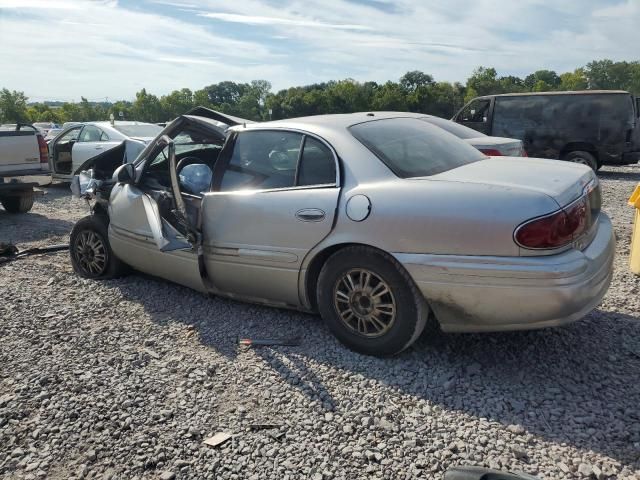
[1,59,639,125]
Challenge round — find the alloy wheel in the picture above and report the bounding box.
[75,230,107,276]
[333,268,396,338]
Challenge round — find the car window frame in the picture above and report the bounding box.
[57,125,83,143]
[460,99,491,123]
[78,125,103,143]
[213,127,340,194]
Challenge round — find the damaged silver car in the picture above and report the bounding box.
[70,108,615,356]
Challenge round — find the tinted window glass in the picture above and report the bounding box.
[298,137,336,186]
[421,116,486,139]
[220,131,303,191]
[492,94,635,140]
[350,118,484,178]
[459,100,490,122]
[78,126,102,142]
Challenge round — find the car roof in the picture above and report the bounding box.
[90,121,156,127]
[232,111,428,134]
[476,90,630,99]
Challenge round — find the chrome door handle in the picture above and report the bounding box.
[295,208,325,222]
[95,146,103,149]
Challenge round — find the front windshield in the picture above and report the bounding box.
[113,123,163,138]
[421,116,486,139]
[350,117,485,178]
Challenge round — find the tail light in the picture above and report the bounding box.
[479,148,503,156]
[37,134,48,165]
[515,194,592,249]
[522,149,528,157]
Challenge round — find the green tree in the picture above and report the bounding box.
[498,75,526,93]
[108,101,133,122]
[524,70,560,91]
[371,81,408,111]
[26,103,64,123]
[559,68,588,91]
[193,88,212,109]
[160,88,194,120]
[400,71,434,92]
[0,89,30,123]
[466,67,501,97]
[131,88,163,122]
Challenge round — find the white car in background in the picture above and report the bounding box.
[44,128,63,144]
[33,122,59,136]
[48,121,162,181]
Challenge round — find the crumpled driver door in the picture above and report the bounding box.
[107,136,204,291]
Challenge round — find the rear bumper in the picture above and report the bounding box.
[0,169,50,176]
[394,214,615,332]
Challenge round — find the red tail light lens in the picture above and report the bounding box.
[522,149,528,157]
[479,148,503,156]
[37,134,48,163]
[515,196,589,249]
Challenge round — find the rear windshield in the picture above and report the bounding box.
[420,116,486,139]
[349,117,485,178]
[113,123,162,138]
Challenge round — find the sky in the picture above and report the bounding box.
[0,0,638,102]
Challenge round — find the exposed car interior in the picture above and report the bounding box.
[139,122,225,235]
[51,126,82,174]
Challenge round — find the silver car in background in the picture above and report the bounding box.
[420,114,527,156]
[69,110,614,356]
[48,121,163,181]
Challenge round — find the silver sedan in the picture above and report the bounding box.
[69,110,615,356]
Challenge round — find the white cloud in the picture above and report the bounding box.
[0,0,83,8]
[0,0,638,102]
[198,12,372,30]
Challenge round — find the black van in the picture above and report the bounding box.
[452,90,640,170]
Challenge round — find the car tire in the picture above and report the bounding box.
[565,151,598,171]
[317,246,429,356]
[70,215,128,280]
[1,191,34,213]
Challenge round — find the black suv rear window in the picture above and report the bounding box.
[349,117,485,178]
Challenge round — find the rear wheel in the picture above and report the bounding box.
[317,246,429,356]
[1,191,34,213]
[565,150,598,171]
[70,215,127,279]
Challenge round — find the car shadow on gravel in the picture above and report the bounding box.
[112,274,640,468]
[598,169,640,182]
[0,211,74,244]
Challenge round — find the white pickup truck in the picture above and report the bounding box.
[0,124,50,213]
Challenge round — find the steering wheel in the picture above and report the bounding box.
[176,156,214,174]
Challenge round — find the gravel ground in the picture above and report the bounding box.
[1,167,639,480]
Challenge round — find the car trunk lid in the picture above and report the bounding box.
[429,157,595,208]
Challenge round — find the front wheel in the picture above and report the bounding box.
[70,215,127,279]
[317,246,429,356]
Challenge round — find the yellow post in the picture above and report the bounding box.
[628,184,640,274]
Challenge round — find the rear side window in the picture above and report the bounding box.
[297,137,336,186]
[350,118,485,178]
[78,126,102,142]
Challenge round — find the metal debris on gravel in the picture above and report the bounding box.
[1,169,639,479]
